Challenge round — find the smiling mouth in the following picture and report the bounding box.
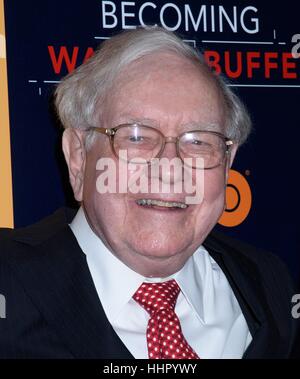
[135,199,188,209]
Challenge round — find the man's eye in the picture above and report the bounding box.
[190,139,209,147]
[192,139,203,145]
[128,135,144,142]
[188,140,213,151]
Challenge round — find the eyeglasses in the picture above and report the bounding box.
[85,123,233,169]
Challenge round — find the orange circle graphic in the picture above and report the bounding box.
[218,169,252,227]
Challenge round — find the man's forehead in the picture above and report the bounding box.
[101,52,225,130]
[109,57,220,109]
[115,52,211,86]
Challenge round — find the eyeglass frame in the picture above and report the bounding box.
[85,123,234,169]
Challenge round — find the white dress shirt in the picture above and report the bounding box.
[70,207,252,359]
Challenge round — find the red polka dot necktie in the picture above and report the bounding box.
[133,279,200,359]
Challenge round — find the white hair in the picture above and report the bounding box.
[55,26,251,146]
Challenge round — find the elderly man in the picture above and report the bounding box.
[0,27,297,359]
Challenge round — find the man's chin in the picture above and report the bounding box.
[124,246,190,277]
[127,238,191,262]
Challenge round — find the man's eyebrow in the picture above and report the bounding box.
[124,118,159,127]
[181,122,221,132]
[112,117,161,129]
[115,118,221,131]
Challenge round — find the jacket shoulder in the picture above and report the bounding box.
[0,207,77,264]
[0,207,77,242]
[208,229,290,272]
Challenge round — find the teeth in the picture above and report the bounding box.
[136,199,188,209]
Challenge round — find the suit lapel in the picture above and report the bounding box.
[11,224,134,359]
[203,234,284,359]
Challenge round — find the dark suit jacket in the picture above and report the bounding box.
[0,207,298,359]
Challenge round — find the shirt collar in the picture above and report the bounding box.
[174,252,205,322]
[69,206,209,322]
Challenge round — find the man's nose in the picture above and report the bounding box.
[161,138,178,160]
[150,139,184,185]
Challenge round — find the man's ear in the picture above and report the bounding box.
[62,128,86,202]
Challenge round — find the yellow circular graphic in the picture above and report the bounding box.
[218,169,252,227]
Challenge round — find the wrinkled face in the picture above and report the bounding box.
[63,53,236,277]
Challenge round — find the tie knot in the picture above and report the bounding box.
[133,279,180,315]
